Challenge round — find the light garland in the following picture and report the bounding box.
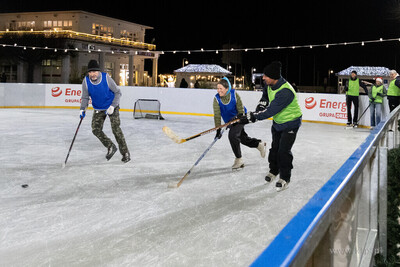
[1,37,399,55]
[158,37,400,54]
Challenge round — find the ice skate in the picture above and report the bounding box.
[345,123,353,130]
[276,178,289,192]
[121,152,131,163]
[257,141,266,158]
[265,172,277,183]
[106,144,117,161]
[232,158,244,170]
[353,123,358,128]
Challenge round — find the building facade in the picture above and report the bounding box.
[0,10,159,85]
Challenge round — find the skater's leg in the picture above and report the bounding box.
[268,127,281,176]
[109,106,129,155]
[353,96,359,125]
[239,127,261,148]
[228,124,243,159]
[370,103,376,127]
[346,95,352,125]
[277,127,299,183]
[92,110,113,148]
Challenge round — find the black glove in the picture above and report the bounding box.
[215,128,222,139]
[255,101,267,112]
[239,112,256,124]
[370,97,375,102]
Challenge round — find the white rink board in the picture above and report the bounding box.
[1,83,391,126]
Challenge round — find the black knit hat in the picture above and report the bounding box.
[263,61,282,79]
[87,60,100,72]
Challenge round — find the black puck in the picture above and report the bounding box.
[21,184,29,188]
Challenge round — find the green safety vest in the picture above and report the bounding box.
[268,82,302,124]
[347,78,360,96]
[370,85,384,103]
[387,79,400,96]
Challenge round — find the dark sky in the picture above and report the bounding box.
[3,0,400,86]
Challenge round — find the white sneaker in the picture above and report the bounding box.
[232,158,244,170]
[276,179,289,192]
[257,141,266,158]
[265,172,277,182]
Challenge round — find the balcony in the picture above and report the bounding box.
[0,30,156,51]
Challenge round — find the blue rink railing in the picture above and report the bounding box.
[251,105,400,267]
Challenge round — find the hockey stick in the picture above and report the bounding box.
[356,101,373,124]
[62,117,83,168]
[163,118,239,144]
[168,129,224,188]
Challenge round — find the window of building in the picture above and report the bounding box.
[16,21,35,30]
[92,23,113,37]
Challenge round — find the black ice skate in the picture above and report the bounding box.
[121,152,131,163]
[106,144,117,160]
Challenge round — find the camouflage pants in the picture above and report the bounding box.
[91,106,129,155]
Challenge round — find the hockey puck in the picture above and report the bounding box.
[21,184,29,188]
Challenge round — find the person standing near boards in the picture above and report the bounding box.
[387,69,400,112]
[344,70,368,128]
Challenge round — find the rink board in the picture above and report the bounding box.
[0,83,390,127]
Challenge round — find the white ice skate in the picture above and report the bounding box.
[232,158,244,170]
[276,178,289,192]
[257,141,266,158]
[265,172,277,183]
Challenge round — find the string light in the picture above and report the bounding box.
[0,37,398,56]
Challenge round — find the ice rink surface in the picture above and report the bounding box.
[0,109,370,266]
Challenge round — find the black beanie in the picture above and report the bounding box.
[87,60,100,72]
[263,61,282,79]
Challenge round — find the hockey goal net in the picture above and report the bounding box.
[133,99,164,120]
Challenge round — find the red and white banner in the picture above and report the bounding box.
[298,93,348,124]
[45,84,91,107]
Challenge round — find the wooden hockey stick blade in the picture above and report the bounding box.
[162,118,239,144]
[162,126,185,144]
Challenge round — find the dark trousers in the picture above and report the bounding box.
[388,96,400,112]
[268,126,299,182]
[91,106,129,155]
[346,95,359,124]
[228,123,260,158]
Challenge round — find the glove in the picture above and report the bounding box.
[239,112,256,124]
[215,128,222,139]
[256,101,267,112]
[80,110,86,119]
[370,97,375,102]
[106,105,115,115]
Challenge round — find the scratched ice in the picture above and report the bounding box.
[0,109,370,266]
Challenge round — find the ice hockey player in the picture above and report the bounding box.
[239,61,302,191]
[213,77,266,170]
[79,60,130,163]
[344,70,368,128]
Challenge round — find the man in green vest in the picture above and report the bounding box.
[239,61,302,192]
[366,77,386,127]
[344,70,368,128]
[387,70,400,112]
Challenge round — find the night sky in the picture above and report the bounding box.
[3,0,400,86]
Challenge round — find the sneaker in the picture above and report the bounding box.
[276,179,289,192]
[265,172,277,182]
[121,152,131,163]
[232,158,244,170]
[106,144,117,161]
[257,141,266,158]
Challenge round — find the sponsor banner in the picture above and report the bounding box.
[298,93,349,124]
[45,84,91,107]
